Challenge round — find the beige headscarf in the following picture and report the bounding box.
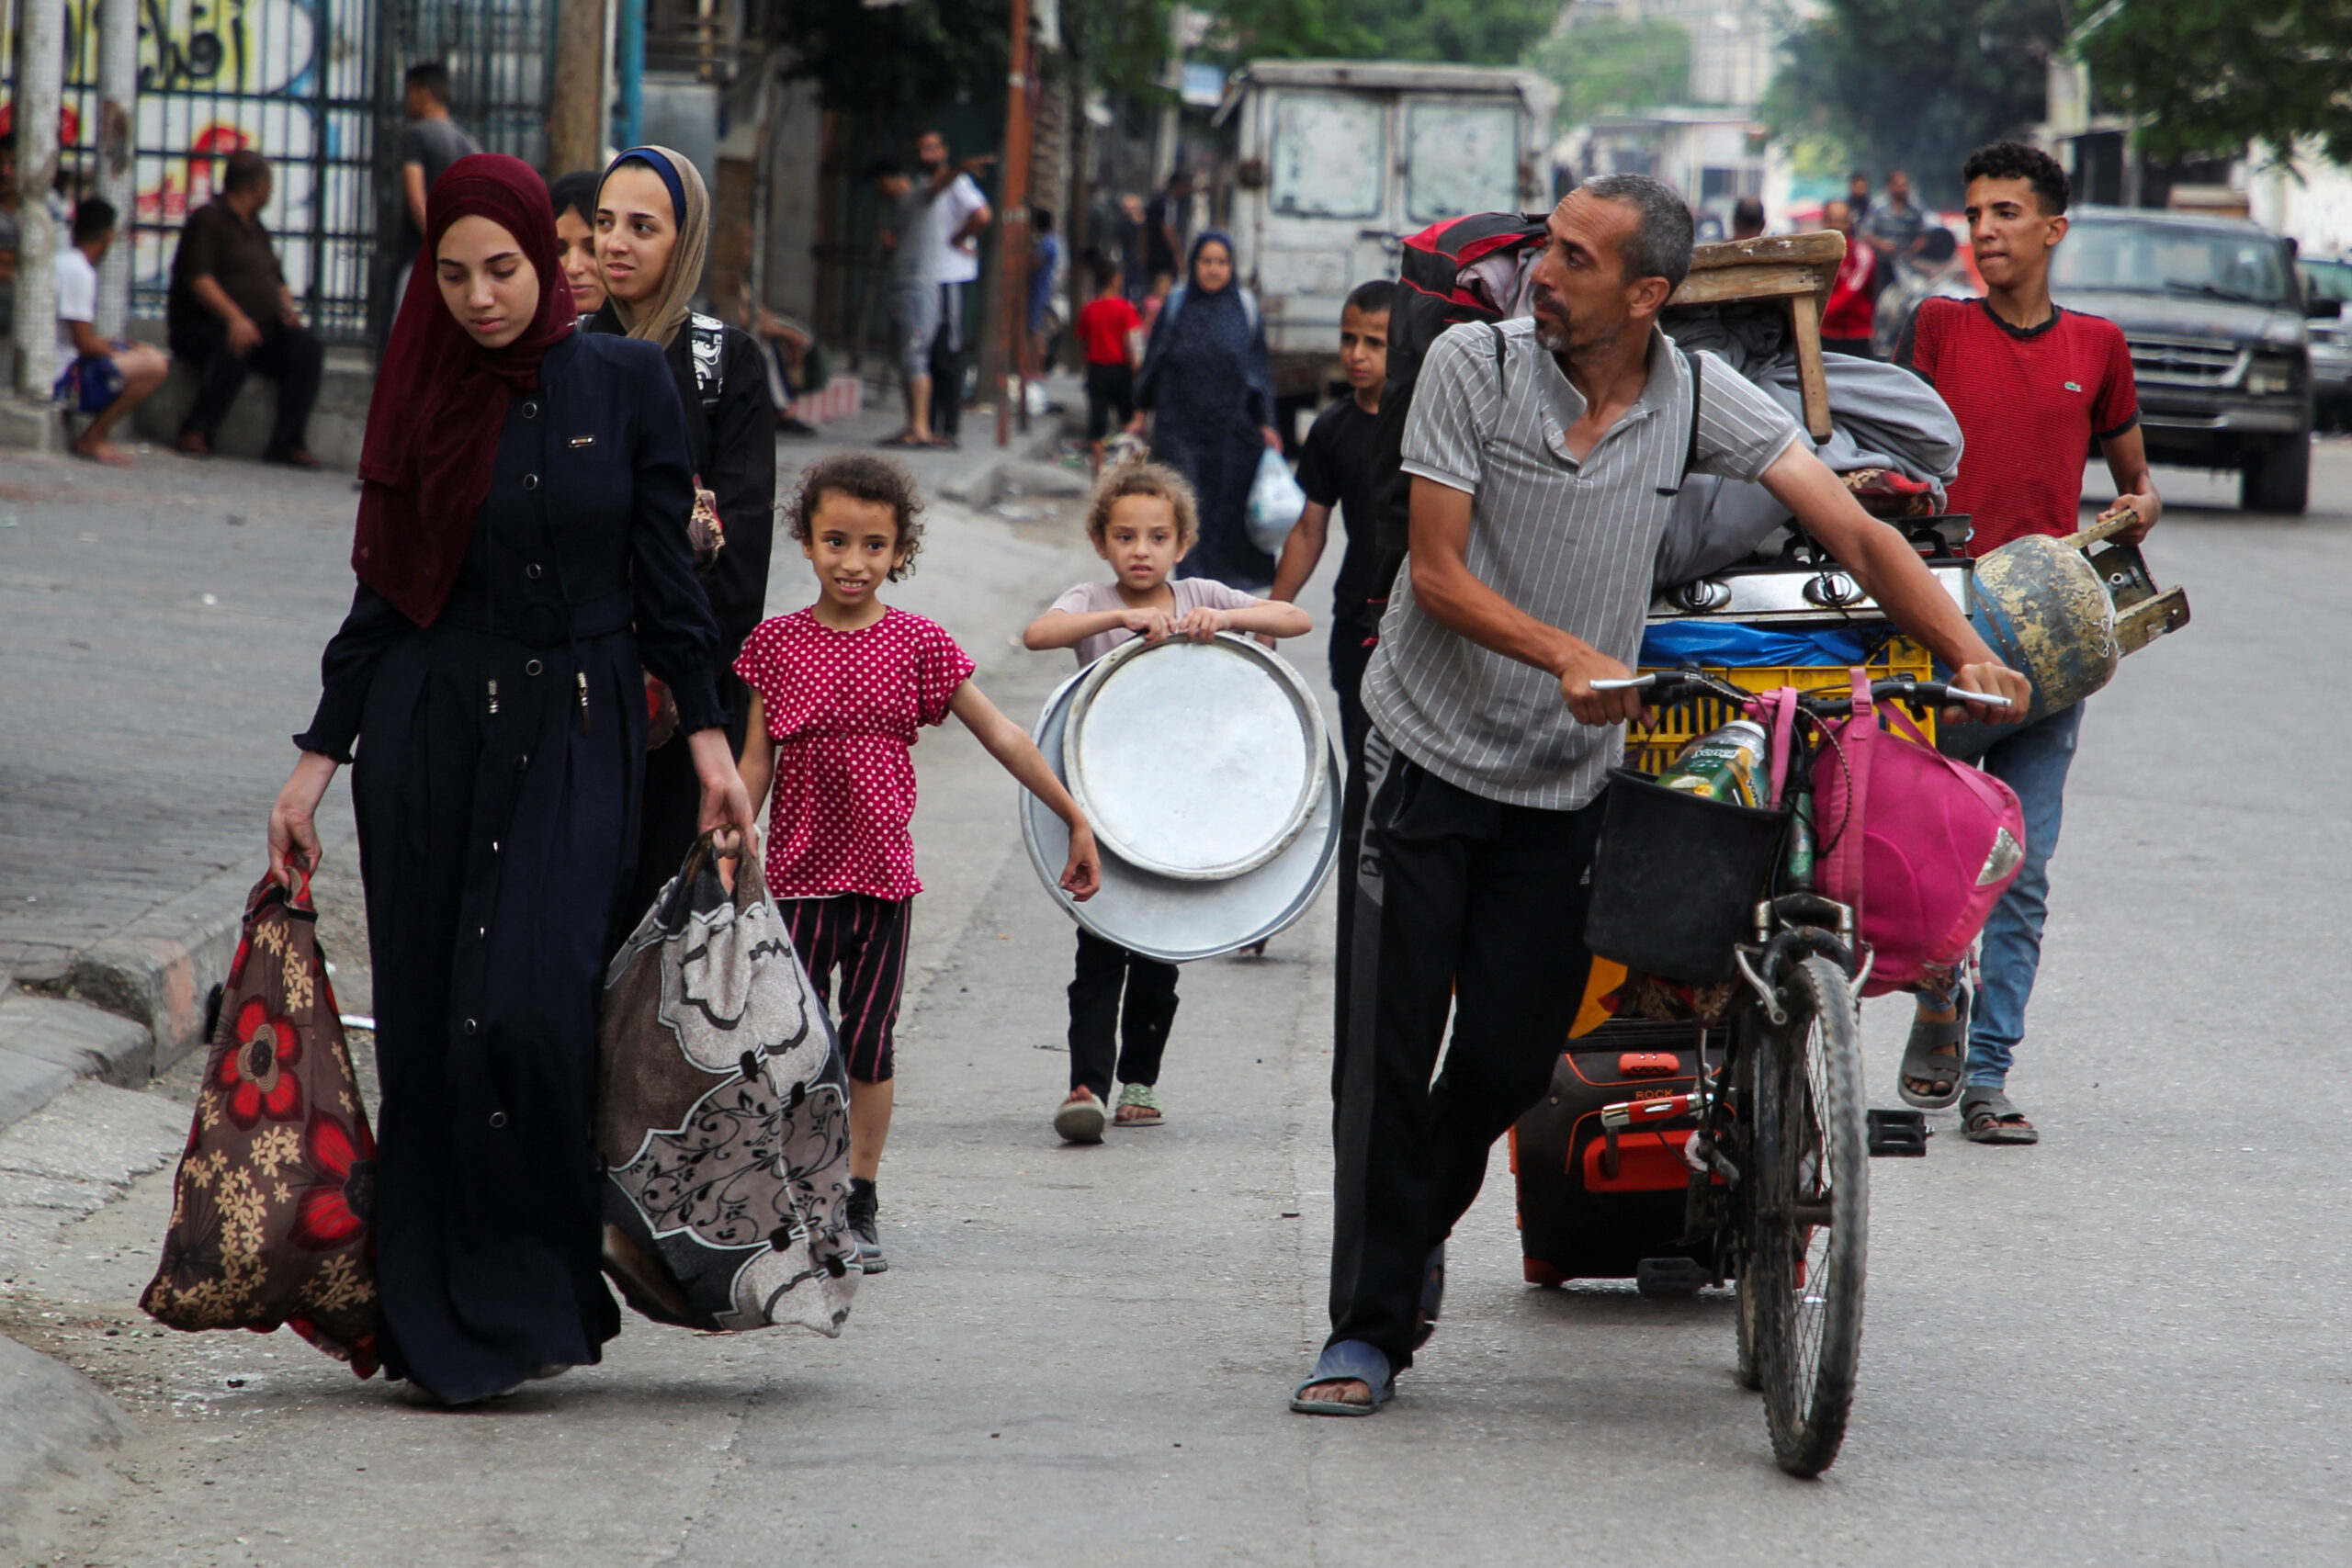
[598,145,710,348]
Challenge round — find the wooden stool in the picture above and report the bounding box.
[1667,232,1848,441]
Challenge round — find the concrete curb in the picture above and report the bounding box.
[0,997,157,1137]
[66,850,267,1072]
[936,413,1081,507]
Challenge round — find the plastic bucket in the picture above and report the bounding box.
[1582,768,1789,985]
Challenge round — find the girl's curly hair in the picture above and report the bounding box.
[1084,458,1198,547]
[786,452,927,580]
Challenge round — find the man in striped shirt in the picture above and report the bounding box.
[1295,174,2028,1416]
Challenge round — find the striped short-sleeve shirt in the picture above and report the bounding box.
[1362,318,1803,809]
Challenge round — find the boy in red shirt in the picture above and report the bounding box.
[1894,141,2160,1145]
[1074,253,1143,471]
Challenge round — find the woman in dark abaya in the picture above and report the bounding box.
[266,153,755,1406]
[1135,230,1283,589]
[582,146,777,917]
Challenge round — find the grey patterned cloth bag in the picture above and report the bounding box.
[597,834,861,1334]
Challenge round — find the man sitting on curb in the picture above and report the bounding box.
[166,150,323,467]
[51,197,169,467]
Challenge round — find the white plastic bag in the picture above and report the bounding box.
[1246,447,1307,556]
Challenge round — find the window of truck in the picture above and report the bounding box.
[1271,93,1385,220]
[1405,100,1520,224]
[2054,220,2294,306]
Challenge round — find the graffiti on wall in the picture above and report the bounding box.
[40,0,360,310]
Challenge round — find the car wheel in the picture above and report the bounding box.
[2241,435,2312,514]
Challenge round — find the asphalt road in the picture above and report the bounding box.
[3,442,2348,1566]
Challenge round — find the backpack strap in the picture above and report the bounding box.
[687,311,726,412]
[1655,347,1702,497]
[1487,321,1509,403]
[1159,285,1187,333]
[1240,288,1260,334]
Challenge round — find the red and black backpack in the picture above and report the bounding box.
[1368,213,1551,604]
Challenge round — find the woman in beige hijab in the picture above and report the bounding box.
[585,147,777,942]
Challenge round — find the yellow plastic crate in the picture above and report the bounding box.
[1625,636,1935,777]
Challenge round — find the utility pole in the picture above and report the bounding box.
[549,0,611,176]
[994,0,1035,447]
[95,0,140,337]
[11,0,62,398]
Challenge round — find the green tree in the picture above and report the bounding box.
[1526,17,1691,122]
[772,0,1012,114]
[2075,0,2352,164]
[1765,0,2069,204]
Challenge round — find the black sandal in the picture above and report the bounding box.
[1960,1087,2039,1145]
[1898,987,1970,1110]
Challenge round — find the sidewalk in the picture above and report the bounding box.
[0,377,1094,1543]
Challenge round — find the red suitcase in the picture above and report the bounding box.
[1509,1017,1724,1294]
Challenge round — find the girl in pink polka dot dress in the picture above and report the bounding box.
[738,454,1102,1269]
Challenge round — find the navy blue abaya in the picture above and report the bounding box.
[298,331,724,1402]
[1137,233,1279,589]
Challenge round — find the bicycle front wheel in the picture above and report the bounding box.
[1750,953,1869,1477]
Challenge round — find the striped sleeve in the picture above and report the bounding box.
[1689,349,1804,483]
[1398,322,1495,494]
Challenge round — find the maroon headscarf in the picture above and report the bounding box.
[353,154,577,626]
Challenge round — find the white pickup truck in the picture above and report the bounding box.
[1214,59,1557,411]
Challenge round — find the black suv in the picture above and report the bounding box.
[2052,208,2314,513]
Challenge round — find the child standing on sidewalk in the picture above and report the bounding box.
[1022,462,1311,1143]
[738,454,1102,1269]
[1074,252,1143,472]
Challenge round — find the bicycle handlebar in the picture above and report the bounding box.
[1591,671,2013,712]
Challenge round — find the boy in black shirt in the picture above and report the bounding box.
[1270,279,1392,761]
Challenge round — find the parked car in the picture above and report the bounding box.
[2052,208,2313,513]
[2296,254,2352,432]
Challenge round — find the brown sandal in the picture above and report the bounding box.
[1960,1088,2039,1145]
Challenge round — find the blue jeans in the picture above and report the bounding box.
[1921,702,2084,1090]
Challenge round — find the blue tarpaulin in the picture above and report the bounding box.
[1638,622,1872,668]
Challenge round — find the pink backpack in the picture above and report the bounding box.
[1798,671,2028,998]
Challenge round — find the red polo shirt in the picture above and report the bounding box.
[1897,296,2138,556]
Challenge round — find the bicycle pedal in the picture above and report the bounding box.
[1867,1107,1928,1156]
[1634,1257,1709,1298]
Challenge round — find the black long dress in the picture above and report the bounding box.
[296,332,725,1403]
[580,303,775,917]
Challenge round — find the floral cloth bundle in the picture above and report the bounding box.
[141,872,381,1377]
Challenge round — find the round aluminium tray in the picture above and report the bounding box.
[1023,668,1340,963]
[1059,634,1329,882]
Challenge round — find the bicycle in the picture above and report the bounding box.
[1586,668,2010,1477]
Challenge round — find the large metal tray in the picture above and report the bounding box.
[1061,634,1329,881]
[1023,664,1340,963]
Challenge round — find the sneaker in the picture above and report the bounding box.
[846,1178,888,1272]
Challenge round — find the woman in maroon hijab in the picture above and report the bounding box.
[265,154,752,1405]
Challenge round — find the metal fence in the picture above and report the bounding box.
[31,0,558,349]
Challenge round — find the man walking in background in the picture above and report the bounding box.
[1846,169,1873,228]
[167,151,322,467]
[391,62,479,306]
[1144,169,1193,291]
[918,129,990,449]
[1864,168,1928,282]
[1731,196,1766,242]
[1893,141,2158,1145]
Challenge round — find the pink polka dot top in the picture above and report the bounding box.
[734,606,976,901]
